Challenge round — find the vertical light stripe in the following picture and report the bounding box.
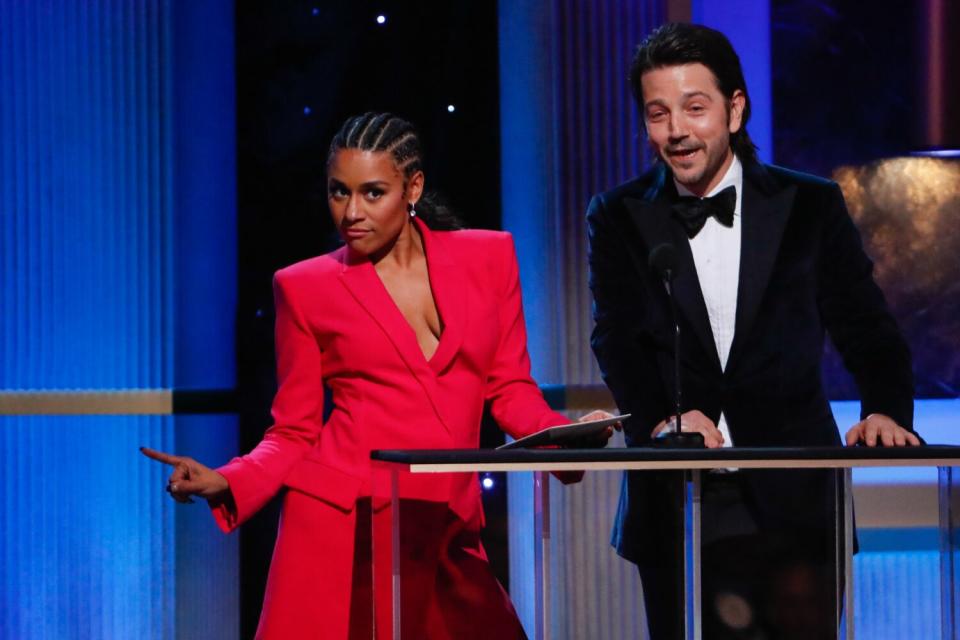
[546,467,649,639]
[498,0,564,382]
[692,0,773,163]
[855,551,941,638]
[500,1,665,635]
[0,2,237,638]
[0,0,171,390]
[549,0,657,385]
[504,0,659,387]
[0,415,175,639]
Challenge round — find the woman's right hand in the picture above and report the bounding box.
[140,446,230,504]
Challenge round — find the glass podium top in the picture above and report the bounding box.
[370,445,960,472]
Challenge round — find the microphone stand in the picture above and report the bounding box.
[653,265,704,449]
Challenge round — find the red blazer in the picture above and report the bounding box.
[213,218,568,531]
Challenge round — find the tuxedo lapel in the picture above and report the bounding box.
[727,162,796,371]
[623,167,721,371]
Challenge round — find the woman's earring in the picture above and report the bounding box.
[409,204,417,218]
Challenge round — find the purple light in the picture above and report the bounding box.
[910,148,960,158]
[376,14,386,25]
[303,106,312,116]
[311,8,319,16]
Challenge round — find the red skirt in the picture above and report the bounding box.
[254,491,527,639]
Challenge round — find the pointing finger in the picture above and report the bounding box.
[140,446,181,466]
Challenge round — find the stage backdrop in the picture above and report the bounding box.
[0,2,238,638]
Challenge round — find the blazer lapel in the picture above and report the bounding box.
[416,218,465,375]
[727,162,796,371]
[624,167,721,371]
[338,255,434,379]
[337,233,453,434]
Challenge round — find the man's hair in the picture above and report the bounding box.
[629,22,758,164]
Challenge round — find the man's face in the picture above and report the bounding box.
[641,63,745,196]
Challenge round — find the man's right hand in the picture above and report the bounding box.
[651,410,725,448]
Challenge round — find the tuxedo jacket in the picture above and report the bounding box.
[587,160,915,565]
[210,219,568,636]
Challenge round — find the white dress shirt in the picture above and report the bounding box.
[674,155,743,448]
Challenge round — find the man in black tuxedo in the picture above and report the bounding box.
[587,23,922,639]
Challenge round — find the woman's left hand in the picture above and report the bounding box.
[565,409,622,448]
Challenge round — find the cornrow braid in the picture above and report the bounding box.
[385,132,422,176]
[327,112,463,230]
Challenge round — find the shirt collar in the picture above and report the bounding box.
[674,154,744,213]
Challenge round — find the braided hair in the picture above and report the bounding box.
[327,113,463,230]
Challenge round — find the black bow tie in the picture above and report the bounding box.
[671,185,737,238]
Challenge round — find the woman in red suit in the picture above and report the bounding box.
[142,112,614,639]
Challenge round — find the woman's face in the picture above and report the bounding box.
[327,148,423,259]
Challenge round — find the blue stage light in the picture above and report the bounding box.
[910,148,960,158]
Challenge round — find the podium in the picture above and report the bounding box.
[370,446,960,640]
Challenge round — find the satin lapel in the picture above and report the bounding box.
[417,219,465,375]
[727,163,796,371]
[624,169,720,370]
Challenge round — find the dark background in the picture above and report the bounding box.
[771,0,922,177]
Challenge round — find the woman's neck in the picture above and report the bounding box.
[371,219,424,270]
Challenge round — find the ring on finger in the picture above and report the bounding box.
[166,483,194,504]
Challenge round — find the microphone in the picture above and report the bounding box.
[648,243,704,449]
[647,242,677,292]
[648,243,676,293]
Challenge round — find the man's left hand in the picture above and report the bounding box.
[845,413,921,447]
